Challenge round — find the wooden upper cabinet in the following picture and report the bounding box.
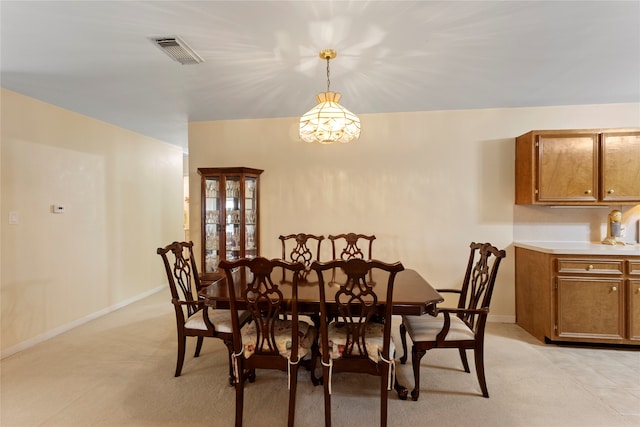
[516,129,640,205]
[601,132,640,202]
[537,133,598,203]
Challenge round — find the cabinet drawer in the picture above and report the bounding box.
[556,259,624,275]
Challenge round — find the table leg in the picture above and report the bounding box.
[394,377,408,400]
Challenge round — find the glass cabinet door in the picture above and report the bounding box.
[203,177,220,274]
[224,176,241,262]
[198,167,263,278]
[244,177,258,258]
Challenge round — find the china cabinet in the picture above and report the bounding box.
[515,129,640,205]
[515,246,640,346]
[198,167,263,279]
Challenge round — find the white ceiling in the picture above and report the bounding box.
[2,1,639,152]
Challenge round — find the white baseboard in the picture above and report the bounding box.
[1,285,164,360]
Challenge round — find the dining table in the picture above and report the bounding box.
[199,266,443,399]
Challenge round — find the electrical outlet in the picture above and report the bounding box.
[9,211,19,224]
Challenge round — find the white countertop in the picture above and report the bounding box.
[514,241,640,255]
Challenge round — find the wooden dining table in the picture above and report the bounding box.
[199,267,443,315]
[198,266,443,399]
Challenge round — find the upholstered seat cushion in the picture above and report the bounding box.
[403,313,475,342]
[325,322,395,363]
[184,308,245,333]
[241,319,317,360]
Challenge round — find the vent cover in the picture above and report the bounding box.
[151,36,203,65]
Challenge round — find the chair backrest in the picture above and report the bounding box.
[279,233,324,267]
[328,233,376,260]
[219,257,306,359]
[312,258,404,359]
[457,242,506,329]
[157,241,202,318]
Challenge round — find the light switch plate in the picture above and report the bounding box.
[9,211,19,224]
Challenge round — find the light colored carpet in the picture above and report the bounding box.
[2,288,639,427]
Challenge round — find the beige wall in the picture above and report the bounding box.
[4,88,636,355]
[1,89,184,356]
[188,103,640,321]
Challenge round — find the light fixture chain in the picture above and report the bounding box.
[326,57,331,92]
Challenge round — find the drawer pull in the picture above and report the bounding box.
[611,286,617,292]
[584,189,592,195]
[607,189,615,194]
[586,264,594,271]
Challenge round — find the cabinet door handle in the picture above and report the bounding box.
[586,264,594,271]
[611,286,617,292]
[584,189,592,195]
[607,189,615,194]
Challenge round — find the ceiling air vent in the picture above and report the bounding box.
[151,36,203,65]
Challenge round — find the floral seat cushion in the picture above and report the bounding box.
[241,318,316,360]
[325,321,395,362]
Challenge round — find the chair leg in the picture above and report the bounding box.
[288,364,299,427]
[392,349,408,400]
[310,340,320,386]
[322,361,332,427]
[399,321,408,364]
[380,364,389,427]
[410,347,427,401]
[175,333,186,377]
[234,358,245,427]
[393,373,408,400]
[474,345,489,398]
[224,340,235,386]
[194,336,204,357]
[458,348,470,373]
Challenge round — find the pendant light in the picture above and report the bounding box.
[299,49,361,144]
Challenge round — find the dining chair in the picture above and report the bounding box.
[156,241,250,383]
[328,233,376,260]
[279,233,325,267]
[219,257,318,427]
[311,258,404,427]
[399,242,506,401]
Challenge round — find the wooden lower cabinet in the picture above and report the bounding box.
[515,247,640,346]
[630,278,640,342]
[556,277,624,341]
